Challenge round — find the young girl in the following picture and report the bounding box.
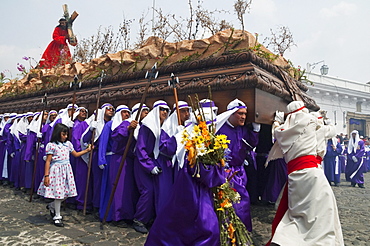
[37,123,92,227]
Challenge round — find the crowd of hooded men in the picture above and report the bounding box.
[0,99,262,233]
[0,97,362,245]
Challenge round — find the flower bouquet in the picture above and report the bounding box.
[214,173,255,246]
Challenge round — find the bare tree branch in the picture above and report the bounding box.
[267,25,296,56]
[234,0,252,32]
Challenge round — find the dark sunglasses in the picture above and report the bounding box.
[80,110,87,113]
[106,107,115,111]
[159,107,169,112]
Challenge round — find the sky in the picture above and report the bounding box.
[1,0,369,83]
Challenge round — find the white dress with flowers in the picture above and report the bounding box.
[37,141,77,199]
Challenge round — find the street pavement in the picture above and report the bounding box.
[1,172,370,246]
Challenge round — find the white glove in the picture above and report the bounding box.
[352,156,358,163]
[37,132,42,138]
[151,166,160,175]
[252,122,261,132]
[43,155,47,161]
[65,120,74,128]
[90,121,98,131]
[324,118,332,125]
[274,111,285,124]
[10,153,15,158]
[176,125,185,134]
[99,164,106,170]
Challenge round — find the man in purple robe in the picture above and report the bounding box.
[345,130,366,188]
[9,114,23,189]
[339,144,347,173]
[145,100,226,245]
[133,100,169,234]
[24,111,53,195]
[324,137,343,186]
[2,113,17,185]
[20,113,34,193]
[216,98,259,232]
[82,103,115,216]
[70,107,91,212]
[104,105,139,226]
[154,101,191,215]
[0,114,9,184]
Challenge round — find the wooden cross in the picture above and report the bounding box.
[62,4,79,46]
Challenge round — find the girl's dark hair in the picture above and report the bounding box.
[50,123,69,143]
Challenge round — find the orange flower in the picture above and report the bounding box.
[228,223,236,244]
[218,190,223,199]
[188,146,196,168]
[198,121,207,129]
[185,140,193,150]
[220,159,225,167]
[220,199,232,208]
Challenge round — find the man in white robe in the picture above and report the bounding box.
[267,101,344,246]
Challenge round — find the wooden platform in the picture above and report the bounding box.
[0,51,319,124]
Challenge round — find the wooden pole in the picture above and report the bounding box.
[29,93,47,202]
[83,72,104,215]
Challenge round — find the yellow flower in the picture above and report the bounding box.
[196,135,205,144]
[193,125,200,134]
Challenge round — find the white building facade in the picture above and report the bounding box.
[306,73,370,137]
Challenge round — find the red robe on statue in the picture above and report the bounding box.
[39,26,73,69]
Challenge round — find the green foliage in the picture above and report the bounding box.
[287,60,313,85]
[178,52,201,63]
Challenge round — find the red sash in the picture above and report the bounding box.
[265,155,318,246]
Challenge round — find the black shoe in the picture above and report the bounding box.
[9,182,14,188]
[46,204,56,218]
[358,183,365,188]
[53,219,64,227]
[334,183,339,187]
[133,219,148,234]
[112,220,129,228]
[351,182,356,187]
[2,180,9,186]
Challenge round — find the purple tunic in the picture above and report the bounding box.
[83,122,109,209]
[262,158,287,203]
[0,135,6,181]
[339,146,346,173]
[2,123,13,180]
[11,135,22,187]
[106,120,138,221]
[154,130,176,214]
[345,140,366,184]
[217,122,259,231]
[145,162,225,246]
[134,125,156,224]
[71,119,91,210]
[324,139,343,184]
[24,131,42,192]
[20,132,33,189]
[97,120,113,215]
